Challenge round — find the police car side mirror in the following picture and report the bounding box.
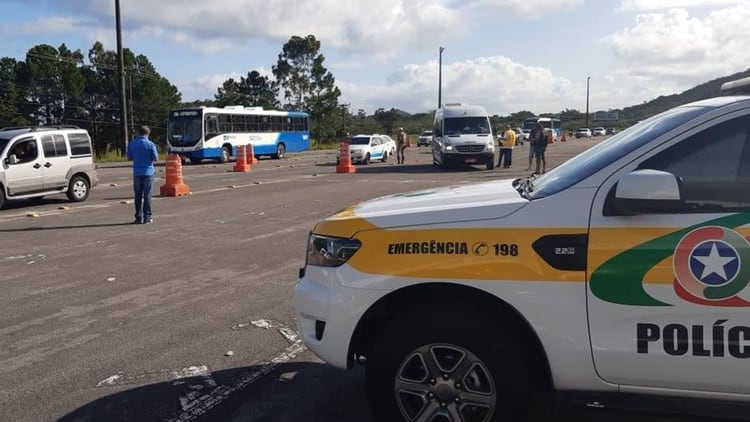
[8,154,18,165]
[611,169,683,215]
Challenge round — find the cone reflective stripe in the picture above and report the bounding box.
[160,154,190,197]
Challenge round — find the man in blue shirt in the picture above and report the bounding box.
[126,126,159,224]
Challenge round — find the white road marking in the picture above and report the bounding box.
[96,373,123,387]
[167,320,306,422]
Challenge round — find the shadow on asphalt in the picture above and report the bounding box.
[58,362,372,422]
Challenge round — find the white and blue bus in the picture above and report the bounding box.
[167,106,310,164]
[522,116,562,141]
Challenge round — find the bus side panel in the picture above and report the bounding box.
[279,132,310,153]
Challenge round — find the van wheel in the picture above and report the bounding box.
[365,309,530,422]
[486,160,495,170]
[219,146,231,163]
[67,175,90,202]
[363,153,370,165]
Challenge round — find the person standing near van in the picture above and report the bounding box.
[498,124,516,168]
[127,125,158,224]
[396,127,408,164]
[528,122,547,174]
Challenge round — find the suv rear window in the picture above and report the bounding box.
[68,133,92,156]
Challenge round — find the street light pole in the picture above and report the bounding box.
[585,76,590,129]
[115,0,128,154]
[438,47,444,109]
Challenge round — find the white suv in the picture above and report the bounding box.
[296,76,750,421]
[0,126,98,208]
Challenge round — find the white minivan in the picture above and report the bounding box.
[0,126,98,208]
[431,103,495,170]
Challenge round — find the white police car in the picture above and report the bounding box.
[296,76,750,421]
[336,134,393,165]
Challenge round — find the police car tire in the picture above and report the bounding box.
[0,188,4,209]
[365,309,530,422]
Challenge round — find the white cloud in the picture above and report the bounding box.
[338,55,578,115]
[605,5,750,91]
[13,17,80,35]
[620,0,746,12]
[466,0,584,17]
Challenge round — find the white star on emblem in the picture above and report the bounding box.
[693,243,736,281]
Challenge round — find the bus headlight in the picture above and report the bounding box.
[306,234,362,267]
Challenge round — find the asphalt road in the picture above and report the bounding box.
[0,139,710,422]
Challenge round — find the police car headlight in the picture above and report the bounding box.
[306,234,362,267]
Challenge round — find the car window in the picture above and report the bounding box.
[42,134,68,157]
[350,137,370,145]
[638,114,750,212]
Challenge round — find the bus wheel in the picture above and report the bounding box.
[274,143,286,159]
[219,146,231,163]
[365,309,530,422]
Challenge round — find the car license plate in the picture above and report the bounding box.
[464,158,477,163]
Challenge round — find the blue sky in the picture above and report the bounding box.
[1,0,748,116]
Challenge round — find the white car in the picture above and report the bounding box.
[417,130,432,147]
[336,134,392,165]
[296,76,750,421]
[593,127,607,136]
[0,126,98,208]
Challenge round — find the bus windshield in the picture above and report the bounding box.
[168,114,203,146]
[444,117,491,135]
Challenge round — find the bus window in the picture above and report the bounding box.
[231,114,246,132]
[205,115,218,137]
[271,116,282,131]
[247,115,259,131]
[219,115,232,133]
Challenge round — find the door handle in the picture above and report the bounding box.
[44,162,52,168]
[33,163,42,169]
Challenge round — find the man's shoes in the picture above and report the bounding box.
[132,219,142,224]
[143,218,154,224]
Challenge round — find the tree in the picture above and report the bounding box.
[0,57,27,126]
[273,35,341,142]
[215,70,279,109]
[17,44,84,125]
[373,108,399,134]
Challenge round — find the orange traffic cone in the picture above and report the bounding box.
[160,154,190,197]
[336,142,356,173]
[246,143,258,164]
[233,145,250,172]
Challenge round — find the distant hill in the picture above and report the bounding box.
[619,68,750,123]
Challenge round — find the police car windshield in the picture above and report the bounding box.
[528,105,711,199]
[349,137,371,145]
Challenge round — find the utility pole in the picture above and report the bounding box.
[115,0,128,154]
[438,47,444,109]
[585,76,590,129]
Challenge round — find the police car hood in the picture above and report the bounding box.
[314,179,526,237]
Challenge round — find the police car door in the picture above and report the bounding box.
[587,111,750,394]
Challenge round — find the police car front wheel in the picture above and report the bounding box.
[365,310,531,422]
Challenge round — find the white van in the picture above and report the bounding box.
[431,103,495,170]
[0,126,98,208]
